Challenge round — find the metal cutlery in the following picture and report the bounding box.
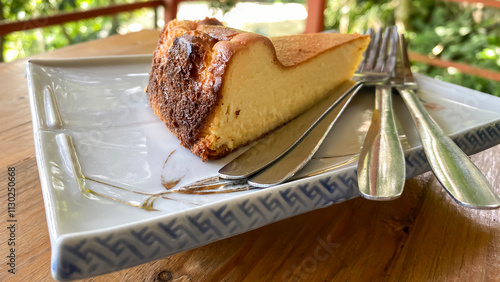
[218,24,500,209]
[220,27,395,187]
[395,35,500,209]
[357,27,406,200]
[247,28,400,187]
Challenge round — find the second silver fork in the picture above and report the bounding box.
[240,27,397,187]
[357,27,406,200]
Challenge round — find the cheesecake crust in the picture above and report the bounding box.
[147,18,273,160]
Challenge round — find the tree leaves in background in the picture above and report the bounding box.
[1,0,155,62]
[324,0,499,96]
[325,0,396,33]
[209,0,306,14]
[1,0,498,96]
[407,1,500,96]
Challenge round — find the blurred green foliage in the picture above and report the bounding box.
[1,0,498,96]
[210,0,306,13]
[0,0,155,62]
[324,0,500,96]
[325,0,396,32]
[407,2,500,97]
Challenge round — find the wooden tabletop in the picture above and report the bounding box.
[1,30,500,282]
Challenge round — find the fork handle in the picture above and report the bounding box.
[358,85,406,200]
[398,88,500,209]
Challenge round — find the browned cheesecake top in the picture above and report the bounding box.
[270,33,367,67]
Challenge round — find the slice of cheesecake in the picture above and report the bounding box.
[147,18,370,160]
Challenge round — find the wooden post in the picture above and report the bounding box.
[164,0,179,22]
[305,0,327,33]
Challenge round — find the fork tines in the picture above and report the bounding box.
[357,26,399,76]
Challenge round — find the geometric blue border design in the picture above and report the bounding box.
[53,122,499,281]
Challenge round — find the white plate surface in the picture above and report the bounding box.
[26,55,500,280]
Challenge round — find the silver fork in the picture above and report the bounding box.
[219,27,397,187]
[357,27,406,200]
[396,35,500,209]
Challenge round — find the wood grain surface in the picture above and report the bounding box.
[1,30,499,282]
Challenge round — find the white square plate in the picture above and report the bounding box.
[26,55,500,280]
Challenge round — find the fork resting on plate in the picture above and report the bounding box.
[219,27,396,187]
[219,27,400,187]
[394,35,500,209]
[218,28,500,209]
[356,27,406,200]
